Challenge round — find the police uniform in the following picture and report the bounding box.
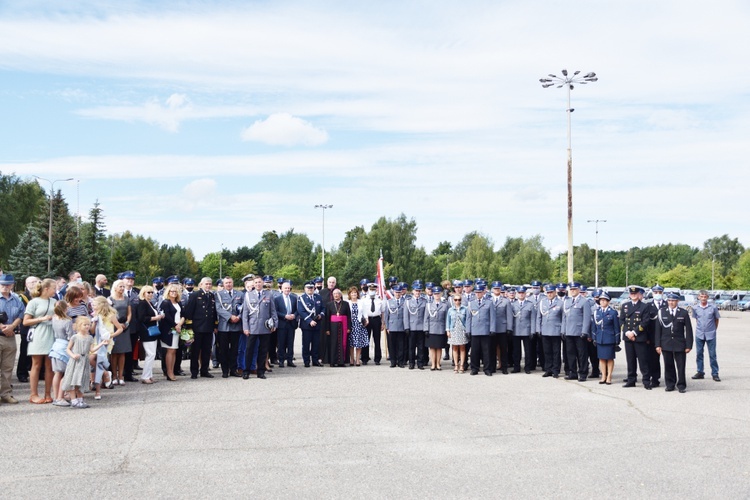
[297,283,325,367]
[183,285,217,378]
[241,284,278,379]
[404,286,427,369]
[561,282,592,381]
[620,286,652,389]
[216,286,245,377]
[537,285,563,377]
[384,286,407,368]
[489,282,514,374]
[511,287,535,373]
[466,285,495,376]
[654,294,693,392]
[646,285,667,387]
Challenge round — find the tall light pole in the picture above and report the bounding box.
[587,219,607,289]
[314,204,332,277]
[710,251,725,292]
[33,175,74,274]
[540,69,598,282]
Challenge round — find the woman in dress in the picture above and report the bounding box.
[424,286,449,370]
[446,293,469,374]
[592,291,620,385]
[324,289,352,367]
[108,280,132,385]
[22,278,57,403]
[136,286,164,384]
[158,284,184,381]
[346,286,369,366]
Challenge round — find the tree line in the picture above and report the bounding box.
[2,171,749,290]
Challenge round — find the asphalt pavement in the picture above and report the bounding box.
[2,312,749,499]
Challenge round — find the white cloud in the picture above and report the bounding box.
[241,113,329,146]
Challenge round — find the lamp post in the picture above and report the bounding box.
[540,69,598,282]
[314,204,333,277]
[33,176,74,274]
[587,219,607,289]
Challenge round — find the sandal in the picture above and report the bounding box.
[29,396,46,404]
[42,397,53,404]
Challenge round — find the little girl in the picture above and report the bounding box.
[89,297,122,400]
[62,316,106,409]
[49,300,74,407]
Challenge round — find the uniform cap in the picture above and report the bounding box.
[304,281,315,288]
[474,284,486,292]
[651,284,664,292]
[360,279,369,286]
[627,285,645,294]
[242,274,255,283]
[367,283,378,289]
[452,280,462,287]
[184,278,195,286]
[313,277,324,283]
[152,276,165,284]
[463,279,474,286]
[516,286,527,293]
[277,277,285,284]
[412,283,423,291]
[490,279,502,289]
[556,282,567,290]
[392,284,403,292]
[599,291,611,301]
[432,286,443,294]
[215,279,223,286]
[167,276,180,284]
[425,282,434,288]
[666,292,680,300]
[121,271,135,279]
[530,280,542,287]
[388,276,398,283]
[263,275,274,283]
[544,284,556,292]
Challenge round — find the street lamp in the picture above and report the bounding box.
[314,204,333,277]
[540,69,598,282]
[33,176,74,274]
[587,219,607,289]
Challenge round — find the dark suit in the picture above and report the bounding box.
[274,292,299,365]
[647,300,667,385]
[95,286,111,298]
[184,289,217,377]
[620,300,651,386]
[655,307,693,391]
[297,292,325,366]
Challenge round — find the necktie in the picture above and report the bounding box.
[371,298,375,313]
[285,295,291,313]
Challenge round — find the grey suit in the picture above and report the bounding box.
[511,299,536,372]
[404,296,427,368]
[562,295,592,379]
[242,289,278,378]
[537,297,563,375]
[215,288,244,376]
[384,298,406,367]
[466,298,495,374]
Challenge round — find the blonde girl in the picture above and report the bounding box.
[90,296,122,400]
[62,316,106,408]
[50,300,74,407]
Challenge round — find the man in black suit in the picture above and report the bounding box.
[274,281,298,367]
[655,292,693,393]
[620,286,652,389]
[184,277,217,379]
[94,274,110,297]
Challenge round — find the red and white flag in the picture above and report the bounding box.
[376,251,391,300]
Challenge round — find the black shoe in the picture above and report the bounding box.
[124,376,138,382]
[712,375,721,382]
[678,388,687,393]
[221,373,229,378]
[418,365,424,370]
[257,374,267,379]
[590,372,601,378]
[375,361,381,365]
[578,377,587,382]
[651,381,660,388]
[485,371,492,376]
[691,372,704,380]
[512,369,521,373]
[470,371,478,376]
[643,384,652,390]
[390,364,397,368]
[542,372,552,378]
[408,364,415,370]
[230,371,241,377]
[665,386,675,392]
[623,382,635,387]
[288,362,297,367]
[277,363,284,368]
[622,378,629,383]
[564,375,577,380]
[502,369,508,375]
[552,373,559,378]
[312,362,323,367]
[443,355,450,360]
[191,374,198,379]
[200,373,214,378]
[175,371,187,376]
[304,363,310,368]
[242,373,250,380]
[17,376,29,383]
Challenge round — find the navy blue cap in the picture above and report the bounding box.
[592,288,602,298]
[452,280,462,287]
[666,292,680,300]
[516,286,527,293]
[167,275,180,284]
[116,272,124,280]
[277,277,285,284]
[425,282,434,288]
[360,279,369,286]
[263,275,273,282]
[314,277,323,283]
[544,284,556,292]
[530,280,542,287]
[0,274,16,285]
[398,282,408,289]
[628,285,645,294]
[568,282,580,289]
[388,276,398,283]
[215,279,223,286]
[506,287,515,294]
[463,279,474,286]
[392,284,403,292]
[599,291,611,301]
[152,276,165,284]
[184,278,195,286]
[413,283,423,291]
[580,285,588,292]
[474,284,486,292]
[432,286,443,294]
[122,271,135,279]
[652,284,664,292]
[556,282,567,290]
[304,281,315,288]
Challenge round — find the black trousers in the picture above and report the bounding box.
[301,328,320,365]
[512,336,532,371]
[190,330,214,376]
[276,324,295,364]
[124,332,140,378]
[387,331,405,367]
[16,333,31,379]
[624,340,651,384]
[587,340,600,376]
[662,350,687,390]
[495,332,510,372]
[542,336,562,375]
[217,330,242,375]
[529,334,544,370]
[362,316,382,363]
[470,335,492,374]
[506,333,515,369]
[565,336,589,378]
[408,330,425,367]
[648,343,661,383]
[246,334,270,377]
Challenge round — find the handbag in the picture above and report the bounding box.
[147,324,161,337]
[27,327,36,342]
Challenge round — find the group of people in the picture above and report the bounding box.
[0,268,723,407]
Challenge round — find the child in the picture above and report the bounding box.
[62,316,106,409]
[49,300,74,407]
[89,297,122,400]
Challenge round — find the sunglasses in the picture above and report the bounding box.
[145,291,154,294]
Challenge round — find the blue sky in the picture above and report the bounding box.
[1,0,749,260]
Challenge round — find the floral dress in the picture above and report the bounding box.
[349,303,369,349]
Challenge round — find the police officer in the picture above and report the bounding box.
[262,275,279,365]
[489,282,514,374]
[511,286,535,373]
[620,285,652,389]
[537,284,564,378]
[215,276,244,377]
[151,276,165,307]
[562,282,593,382]
[528,280,544,371]
[384,285,407,368]
[646,284,667,388]
[466,284,494,376]
[242,275,278,379]
[404,283,427,370]
[297,281,325,367]
[183,277,217,379]
[655,292,693,393]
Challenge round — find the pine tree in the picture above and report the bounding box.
[78,200,109,278]
[8,223,48,278]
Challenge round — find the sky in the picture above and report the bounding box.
[1,0,749,261]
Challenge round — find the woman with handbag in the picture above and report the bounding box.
[22,278,57,404]
[158,284,184,381]
[136,286,164,384]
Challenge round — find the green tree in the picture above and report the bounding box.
[506,235,553,284]
[78,200,109,279]
[736,251,750,288]
[462,234,494,279]
[7,223,48,278]
[200,252,222,280]
[0,172,46,267]
[606,260,626,287]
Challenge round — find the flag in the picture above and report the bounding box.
[376,250,391,300]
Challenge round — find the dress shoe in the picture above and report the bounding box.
[200,372,214,378]
[650,381,660,388]
[390,364,396,368]
[17,376,29,383]
[578,377,587,382]
[250,369,258,375]
[288,362,297,367]
[525,369,531,374]
[418,365,424,370]
[564,375,577,380]
[443,354,450,360]
[542,372,552,378]
[470,371,478,376]
[408,364,415,370]
[712,375,721,382]
[304,363,310,368]
[124,376,138,382]
[375,361,381,365]
[398,364,406,368]
[622,378,629,383]
[485,371,492,376]
[242,373,250,380]
[222,373,229,378]
[312,363,323,367]
[678,388,687,393]
[643,384,652,390]
[502,370,508,375]
[552,373,559,378]
[190,374,198,379]
[175,371,187,376]
[665,386,675,392]
[691,372,704,380]
[512,369,521,373]
[622,381,636,387]
[257,374,267,379]
[362,361,368,365]
[230,371,241,377]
